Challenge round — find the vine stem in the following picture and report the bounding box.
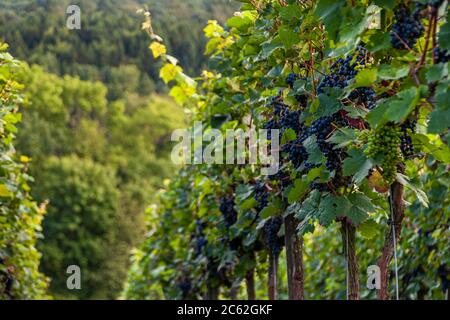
[340,219,360,300]
[268,252,279,300]
[246,269,256,300]
[284,214,304,300]
[377,168,405,300]
[205,282,220,300]
[415,8,437,76]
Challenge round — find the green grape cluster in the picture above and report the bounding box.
[365,125,403,185]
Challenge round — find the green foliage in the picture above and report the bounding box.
[0,42,48,299]
[13,63,187,299]
[0,0,239,100]
[125,0,450,300]
[34,156,121,299]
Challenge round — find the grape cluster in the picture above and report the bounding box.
[206,260,232,287]
[318,47,376,109]
[264,96,286,141]
[434,47,450,63]
[286,73,308,107]
[318,48,367,93]
[0,258,14,299]
[286,73,300,88]
[271,95,287,117]
[391,5,424,50]
[283,137,308,168]
[280,109,302,133]
[400,119,417,158]
[348,87,376,110]
[262,216,285,258]
[365,125,403,184]
[194,219,207,256]
[438,264,450,294]
[308,115,348,171]
[254,182,269,211]
[219,196,238,228]
[177,276,192,298]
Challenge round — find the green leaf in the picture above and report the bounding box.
[315,0,344,41]
[160,63,182,83]
[339,7,369,43]
[275,26,299,48]
[426,64,448,83]
[288,179,308,204]
[342,149,372,185]
[412,134,450,163]
[226,12,254,31]
[369,87,419,126]
[365,32,391,52]
[304,136,324,164]
[317,89,344,117]
[373,0,395,9]
[428,108,450,134]
[281,128,297,145]
[345,193,375,225]
[279,5,302,21]
[0,184,12,198]
[317,195,340,226]
[438,18,450,50]
[358,219,379,239]
[306,166,323,181]
[396,173,429,208]
[236,184,254,203]
[240,198,257,211]
[378,64,410,80]
[354,68,378,87]
[260,204,278,219]
[326,127,356,148]
[297,190,321,221]
[149,42,166,58]
[319,194,359,227]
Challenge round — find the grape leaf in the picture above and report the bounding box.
[354,68,378,87]
[358,219,379,239]
[438,18,450,50]
[288,179,308,204]
[378,64,410,80]
[342,149,372,185]
[344,193,375,225]
[327,127,356,148]
[426,64,448,83]
[304,136,325,165]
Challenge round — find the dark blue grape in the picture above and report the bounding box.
[434,47,450,63]
[391,5,424,50]
[219,196,238,228]
[262,216,284,257]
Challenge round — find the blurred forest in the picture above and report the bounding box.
[0,0,238,299]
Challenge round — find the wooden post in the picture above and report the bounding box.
[341,219,360,300]
[245,269,256,300]
[284,214,304,300]
[267,252,278,300]
[377,180,405,300]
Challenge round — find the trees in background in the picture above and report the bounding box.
[0,0,239,99]
[12,64,186,299]
[34,156,121,299]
